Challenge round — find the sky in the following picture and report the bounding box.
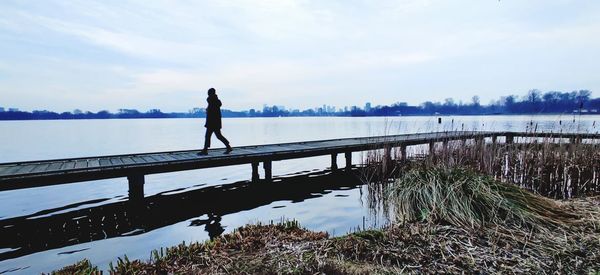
[0,0,599,112]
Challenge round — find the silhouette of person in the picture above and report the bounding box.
[200,88,233,155]
[204,213,225,240]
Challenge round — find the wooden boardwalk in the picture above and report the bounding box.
[1,131,598,199]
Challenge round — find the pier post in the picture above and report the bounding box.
[475,137,484,148]
[442,140,449,150]
[506,134,514,144]
[429,141,436,155]
[569,136,582,144]
[491,135,498,144]
[345,152,352,171]
[400,145,407,161]
[263,161,272,181]
[251,162,260,182]
[127,174,145,201]
[331,153,338,171]
[385,146,392,165]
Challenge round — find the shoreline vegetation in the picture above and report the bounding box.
[52,133,600,274]
[52,186,600,274]
[3,90,600,121]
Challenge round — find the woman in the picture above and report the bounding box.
[199,88,233,155]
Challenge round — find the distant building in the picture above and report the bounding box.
[365,102,372,112]
[0,107,4,112]
[8,108,19,112]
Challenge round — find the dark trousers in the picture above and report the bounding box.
[203,128,230,149]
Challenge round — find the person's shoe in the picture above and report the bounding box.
[198,149,208,155]
[224,147,233,154]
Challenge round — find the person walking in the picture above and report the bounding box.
[199,88,233,155]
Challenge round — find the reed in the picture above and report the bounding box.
[388,166,578,229]
[361,130,600,200]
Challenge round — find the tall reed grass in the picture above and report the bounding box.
[361,130,600,200]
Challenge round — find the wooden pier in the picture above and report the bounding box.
[0,131,598,200]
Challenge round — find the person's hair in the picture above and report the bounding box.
[208,88,216,96]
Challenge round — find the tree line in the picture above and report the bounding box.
[1,89,598,120]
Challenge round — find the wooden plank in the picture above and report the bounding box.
[74,160,88,169]
[31,163,51,173]
[45,162,64,172]
[150,154,168,162]
[87,159,101,168]
[99,159,112,167]
[120,157,135,165]
[160,154,179,161]
[141,156,158,163]
[60,161,76,170]
[14,164,38,175]
[109,158,124,166]
[130,156,147,164]
[168,153,190,160]
[0,165,19,176]
[179,152,199,159]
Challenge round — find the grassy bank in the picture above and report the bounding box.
[53,167,600,274]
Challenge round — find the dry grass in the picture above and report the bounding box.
[53,195,600,274]
[388,166,579,229]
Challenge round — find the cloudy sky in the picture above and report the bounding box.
[1,0,599,112]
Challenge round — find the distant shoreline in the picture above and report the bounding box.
[1,112,599,121]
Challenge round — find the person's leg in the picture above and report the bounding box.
[200,128,213,154]
[214,129,232,153]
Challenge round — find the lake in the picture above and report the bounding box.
[0,115,598,273]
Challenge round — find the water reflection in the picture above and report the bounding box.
[0,170,362,261]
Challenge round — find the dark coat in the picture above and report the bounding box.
[205,95,222,129]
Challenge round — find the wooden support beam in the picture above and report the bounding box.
[491,135,498,144]
[345,152,352,171]
[331,153,338,171]
[400,145,407,161]
[506,134,514,144]
[263,161,272,181]
[127,174,145,201]
[384,146,392,164]
[429,141,436,155]
[569,137,582,144]
[475,137,484,148]
[251,162,259,182]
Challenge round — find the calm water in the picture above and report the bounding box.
[0,115,598,273]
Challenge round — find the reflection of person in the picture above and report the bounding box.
[199,88,233,155]
[205,213,225,240]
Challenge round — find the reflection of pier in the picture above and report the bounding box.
[0,171,361,261]
[1,131,598,200]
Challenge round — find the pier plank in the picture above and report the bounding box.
[109,158,124,166]
[31,163,51,173]
[120,157,135,165]
[15,164,38,174]
[87,159,101,168]
[60,161,76,170]
[99,159,111,167]
[74,160,88,169]
[0,165,19,176]
[46,162,64,172]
